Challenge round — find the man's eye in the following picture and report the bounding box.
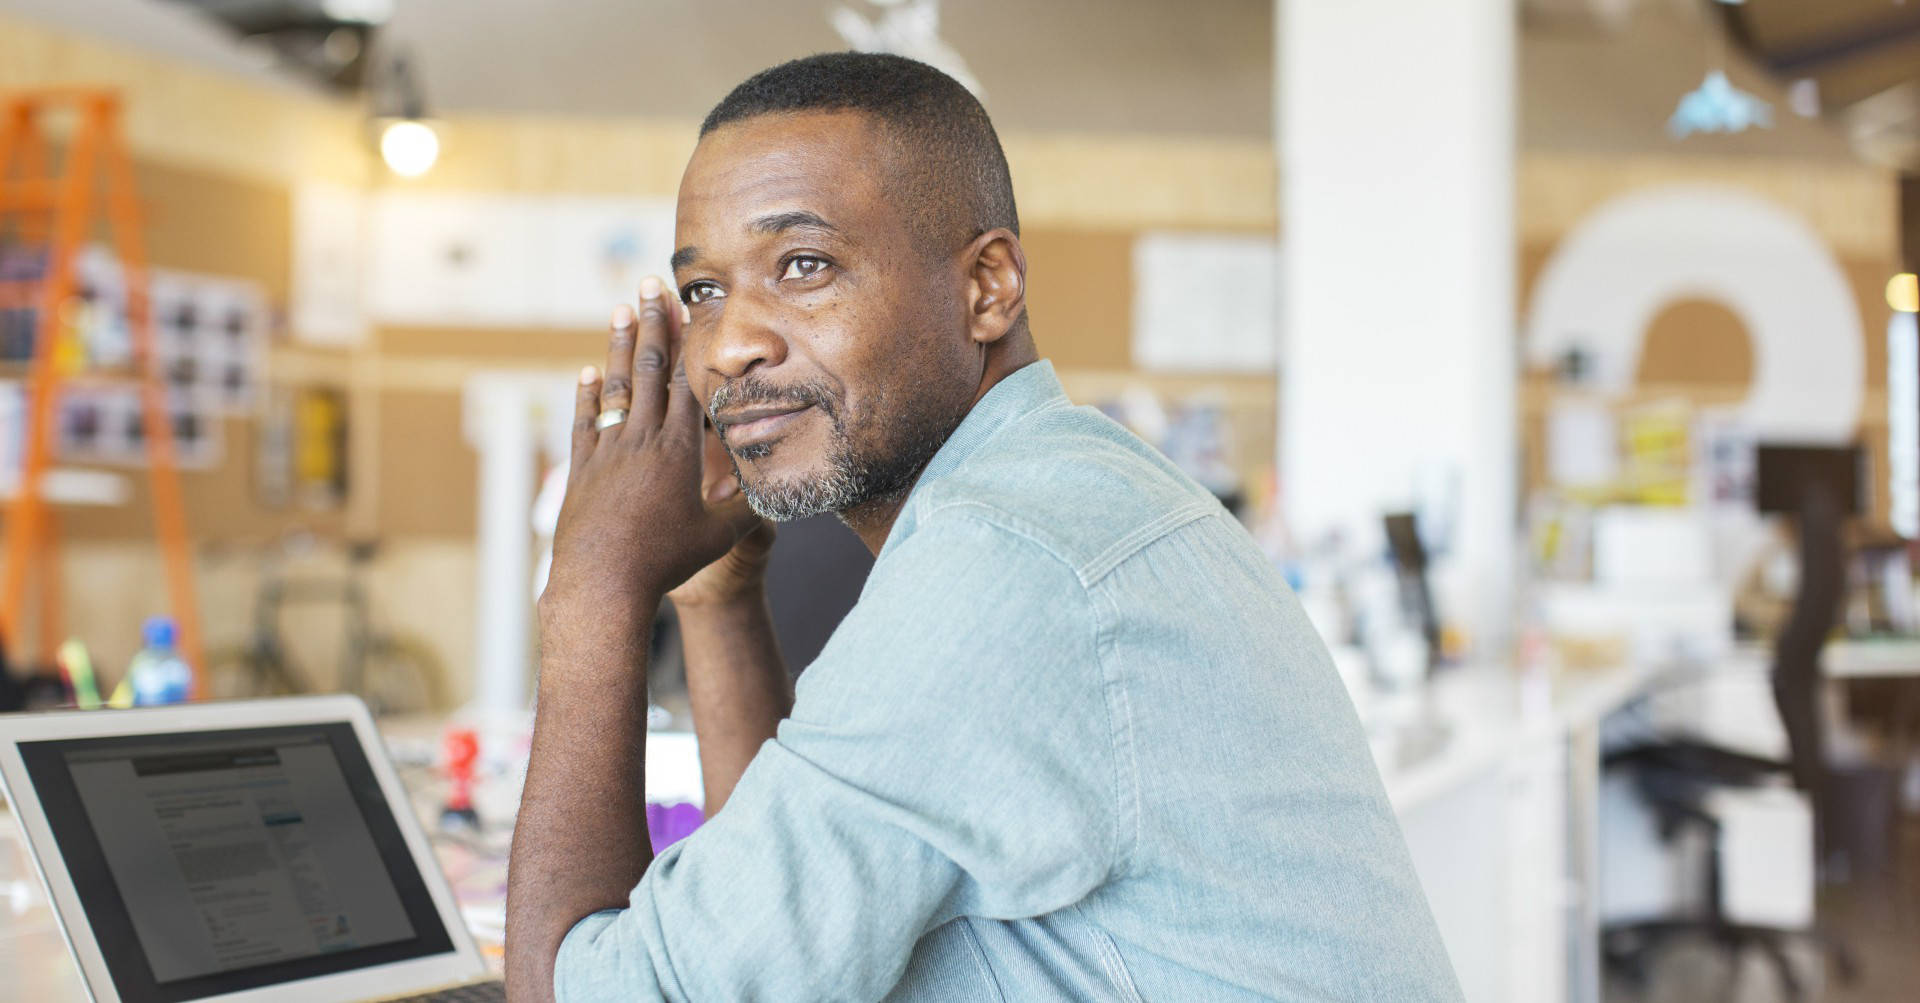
[683,282,725,305]
[781,256,828,281]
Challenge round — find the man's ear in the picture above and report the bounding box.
[965,228,1027,346]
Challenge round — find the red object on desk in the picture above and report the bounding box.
[443,727,480,821]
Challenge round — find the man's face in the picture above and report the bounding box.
[672,111,981,521]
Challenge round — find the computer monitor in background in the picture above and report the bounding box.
[1753,443,1863,797]
[1755,444,1865,517]
[1382,512,1441,674]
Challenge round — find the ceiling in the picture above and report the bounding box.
[1714,0,1920,168]
[379,0,1272,137]
[0,0,1906,164]
[1521,1,1857,161]
[0,0,1274,138]
[1719,0,1920,110]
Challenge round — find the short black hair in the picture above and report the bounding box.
[701,52,1019,250]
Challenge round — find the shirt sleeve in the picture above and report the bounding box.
[552,511,1123,1003]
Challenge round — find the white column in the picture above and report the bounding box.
[464,374,535,714]
[1278,0,1517,647]
[462,372,596,715]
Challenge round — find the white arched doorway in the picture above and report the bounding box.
[1526,185,1863,443]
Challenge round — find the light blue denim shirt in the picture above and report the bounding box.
[555,360,1462,1002]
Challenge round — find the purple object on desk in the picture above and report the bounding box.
[646,801,704,854]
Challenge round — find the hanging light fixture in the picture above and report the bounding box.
[830,0,984,97]
[1669,70,1773,138]
[372,52,439,178]
[1670,1,1773,140]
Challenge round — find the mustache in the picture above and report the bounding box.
[706,375,838,425]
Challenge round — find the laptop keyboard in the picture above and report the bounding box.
[386,979,507,1002]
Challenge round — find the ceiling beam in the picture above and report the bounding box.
[1721,2,1920,77]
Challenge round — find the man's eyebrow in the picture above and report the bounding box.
[671,212,839,274]
[748,210,839,236]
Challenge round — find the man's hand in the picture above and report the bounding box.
[543,278,757,621]
[666,425,777,609]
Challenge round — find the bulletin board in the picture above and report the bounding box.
[48,157,344,543]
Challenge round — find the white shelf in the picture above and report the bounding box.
[0,467,130,506]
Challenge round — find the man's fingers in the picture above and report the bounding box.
[698,421,740,503]
[630,275,674,433]
[599,305,637,433]
[715,493,766,552]
[664,359,705,453]
[570,365,601,476]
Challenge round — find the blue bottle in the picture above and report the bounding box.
[128,617,194,706]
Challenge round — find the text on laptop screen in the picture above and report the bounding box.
[20,723,454,1003]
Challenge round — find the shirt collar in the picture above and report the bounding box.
[876,359,1067,557]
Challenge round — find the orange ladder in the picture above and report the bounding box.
[0,89,204,690]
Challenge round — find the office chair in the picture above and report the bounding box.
[1601,459,1860,1001]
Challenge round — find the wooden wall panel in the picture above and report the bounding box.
[378,326,607,360]
[1021,228,1136,370]
[136,159,292,302]
[374,390,480,538]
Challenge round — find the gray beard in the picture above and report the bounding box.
[732,432,867,522]
[727,394,958,523]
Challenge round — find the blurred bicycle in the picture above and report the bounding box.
[203,533,447,716]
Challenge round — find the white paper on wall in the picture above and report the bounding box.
[539,197,679,327]
[151,270,268,415]
[0,380,21,484]
[54,383,222,470]
[1131,232,1279,372]
[368,192,543,326]
[75,244,131,368]
[292,182,369,345]
[1546,401,1619,487]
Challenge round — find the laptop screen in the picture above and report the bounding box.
[19,722,455,1003]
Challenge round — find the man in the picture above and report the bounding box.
[508,53,1461,1002]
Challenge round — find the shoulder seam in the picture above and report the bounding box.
[1081,502,1218,585]
[1089,579,1141,879]
[914,498,1221,589]
[914,499,1092,585]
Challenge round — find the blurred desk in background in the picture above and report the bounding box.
[1826,637,1920,678]
[1367,660,1657,1003]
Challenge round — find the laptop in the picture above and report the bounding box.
[0,695,503,1002]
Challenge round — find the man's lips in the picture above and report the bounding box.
[715,404,814,449]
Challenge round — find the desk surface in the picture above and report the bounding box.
[1368,660,1653,814]
[1826,637,1920,678]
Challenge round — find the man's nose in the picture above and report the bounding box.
[703,289,789,380]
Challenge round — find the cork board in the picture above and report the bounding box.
[373,389,482,538]
[1021,227,1135,370]
[11,157,297,542]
